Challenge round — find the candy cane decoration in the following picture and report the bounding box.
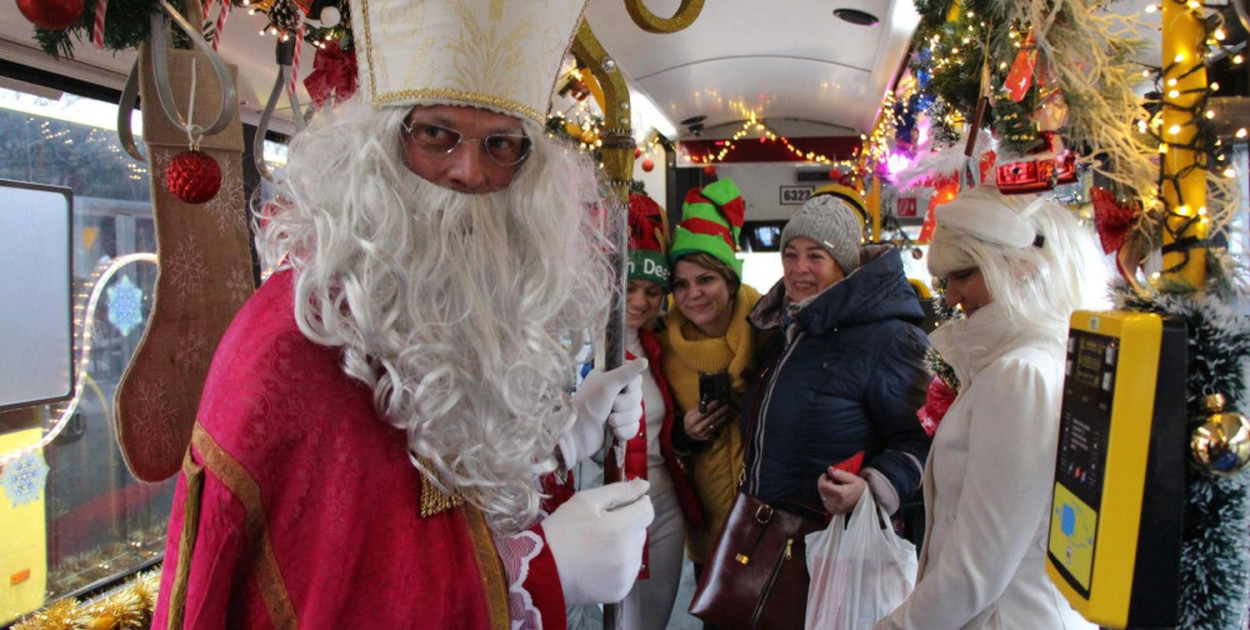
[91,0,108,50]
[212,0,232,51]
[286,24,304,98]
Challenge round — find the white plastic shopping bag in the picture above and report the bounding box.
[804,491,917,630]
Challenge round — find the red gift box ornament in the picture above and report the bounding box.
[995,132,1077,194]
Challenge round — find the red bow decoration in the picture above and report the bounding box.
[303,41,358,109]
[1090,186,1140,254]
[917,376,957,437]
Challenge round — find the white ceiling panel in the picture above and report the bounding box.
[0,0,924,140]
[635,57,872,133]
[586,0,920,137]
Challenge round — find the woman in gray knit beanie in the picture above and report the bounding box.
[737,188,932,625]
[777,194,866,304]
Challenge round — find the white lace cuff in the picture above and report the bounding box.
[496,529,545,630]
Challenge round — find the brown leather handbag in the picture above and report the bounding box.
[689,491,825,630]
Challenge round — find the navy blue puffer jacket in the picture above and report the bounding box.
[742,244,931,515]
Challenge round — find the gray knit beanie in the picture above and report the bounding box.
[781,194,865,275]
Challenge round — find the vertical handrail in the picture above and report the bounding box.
[571,20,634,630]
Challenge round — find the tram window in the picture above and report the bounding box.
[0,85,171,623]
[740,220,786,252]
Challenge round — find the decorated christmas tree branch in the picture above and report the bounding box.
[1007,1,1154,190]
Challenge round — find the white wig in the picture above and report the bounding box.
[258,99,611,533]
[928,187,1107,334]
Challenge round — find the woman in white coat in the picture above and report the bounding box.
[871,187,1105,630]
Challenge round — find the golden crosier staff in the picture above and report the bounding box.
[575,3,704,628]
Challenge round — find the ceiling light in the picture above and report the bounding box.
[834,8,880,26]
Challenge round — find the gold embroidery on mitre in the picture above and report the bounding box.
[354,0,588,121]
[374,88,541,123]
[416,456,467,517]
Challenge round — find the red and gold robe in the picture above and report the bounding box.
[152,270,566,629]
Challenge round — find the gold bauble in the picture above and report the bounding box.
[1189,393,1250,476]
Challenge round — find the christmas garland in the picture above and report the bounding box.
[910,0,1157,209]
[12,571,161,630]
[31,0,190,59]
[545,111,607,163]
[301,0,352,53]
[1112,260,1250,630]
[28,0,349,59]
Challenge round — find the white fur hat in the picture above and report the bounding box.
[933,190,1047,249]
[928,188,1048,276]
[350,0,589,122]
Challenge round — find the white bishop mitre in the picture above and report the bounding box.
[350,0,589,123]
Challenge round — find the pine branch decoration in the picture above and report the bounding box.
[1112,271,1250,629]
[32,0,188,59]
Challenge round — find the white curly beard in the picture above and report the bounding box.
[259,101,611,534]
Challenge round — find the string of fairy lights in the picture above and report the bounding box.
[1137,0,1243,275]
[862,89,900,172]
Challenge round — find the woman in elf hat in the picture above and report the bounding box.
[617,192,706,630]
[875,187,1104,630]
[658,178,763,587]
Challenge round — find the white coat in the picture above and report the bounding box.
[875,302,1095,630]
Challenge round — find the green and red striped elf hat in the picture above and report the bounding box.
[668,178,746,279]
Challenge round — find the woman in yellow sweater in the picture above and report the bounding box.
[659,178,761,596]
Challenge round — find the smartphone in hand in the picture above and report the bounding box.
[698,372,731,414]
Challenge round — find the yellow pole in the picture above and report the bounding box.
[867,175,882,242]
[1160,0,1207,288]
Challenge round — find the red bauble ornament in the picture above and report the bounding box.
[17,0,85,30]
[634,148,643,159]
[641,158,655,172]
[703,164,717,177]
[166,150,222,204]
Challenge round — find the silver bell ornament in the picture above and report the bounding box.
[1189,393,1250,476]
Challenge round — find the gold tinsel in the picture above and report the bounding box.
[12,571,161,630]
[12,599,87,630]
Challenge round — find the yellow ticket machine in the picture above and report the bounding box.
[1046,311,1186,629]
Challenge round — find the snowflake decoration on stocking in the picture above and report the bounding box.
[2,451,49,507]
[226,267,253,304]
[106,274,145,336]
[164,232,209,299]
[173,333,210,372]
[131,380,179,462]
[202,164,246,234]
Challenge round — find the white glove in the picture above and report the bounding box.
[558,359,647,466]
[543,479,654,605]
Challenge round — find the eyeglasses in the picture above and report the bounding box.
[401,120,532,166]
